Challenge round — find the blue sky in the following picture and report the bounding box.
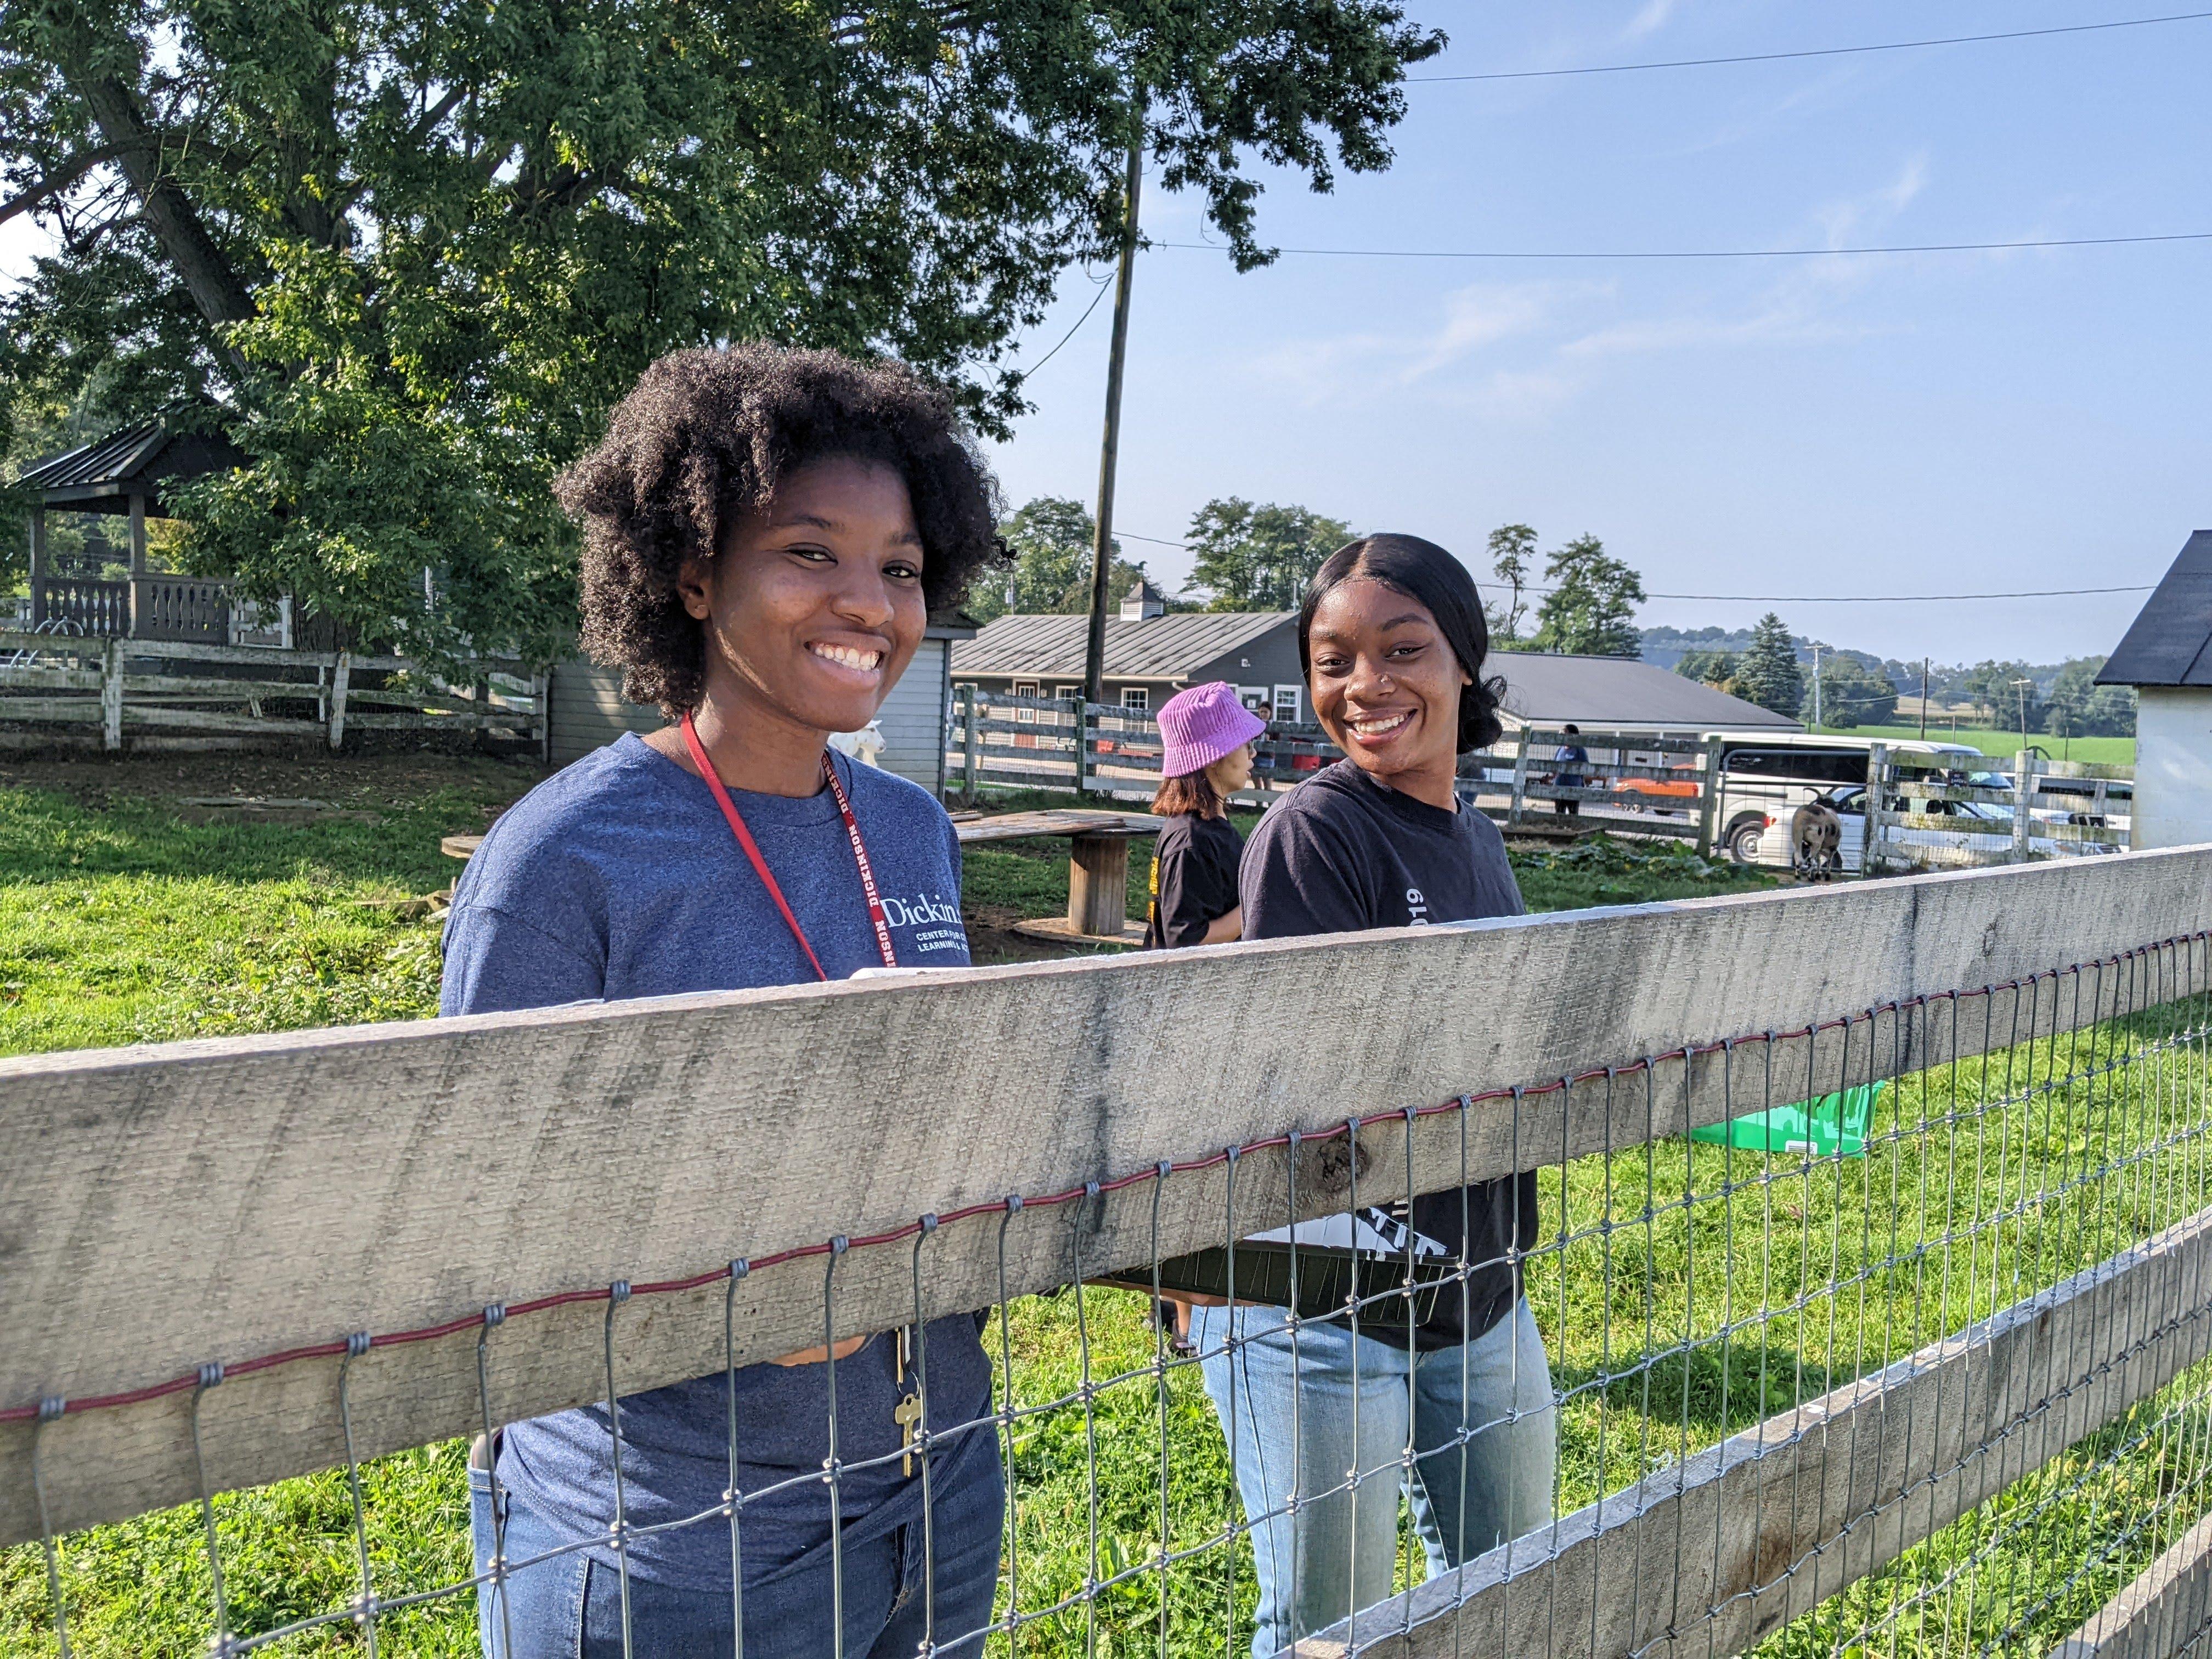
[988,0,2212,665]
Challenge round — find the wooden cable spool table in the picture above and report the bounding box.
[952,809,1163,946]
[444,810,1164,947]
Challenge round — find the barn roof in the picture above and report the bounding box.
[2098,531,2212,687]
[1491,651,1801,732]
[951,611,1292,680]
[18,411,247,516]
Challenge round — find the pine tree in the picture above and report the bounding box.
[1737,613,1804,715]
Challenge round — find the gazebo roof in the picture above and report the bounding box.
[20,411,247,516]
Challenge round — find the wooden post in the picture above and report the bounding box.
[1508,729,1532,828]
[99,636,123,750]
[1066,830,1131,938]
[1864,743,1888,877]
[2013,749,2035,862]
[1081,132,1143,710]
[962,685,980,800]
[473,672,491,750]
[328,649,351,752]
[126,493,148,640]
[26,509,45,628]
[536,669,552,766]
[1694,733,1725,859]
[1078,700,1098,796]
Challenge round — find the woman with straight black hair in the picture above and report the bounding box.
[1185,534,1558,1655]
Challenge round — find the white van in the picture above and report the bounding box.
[1709,734,1983,865]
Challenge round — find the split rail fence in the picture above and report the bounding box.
[1867,744,2136,873]
[948,691,1723,848]
[9,850,2212,1656]
[0,629,544,752]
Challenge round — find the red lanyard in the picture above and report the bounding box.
[680,712,899,981]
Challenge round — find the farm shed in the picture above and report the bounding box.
[545,611,978,793]
[951,609,1306,720]
[1489,650,1800,736]
[2097,528,2212,849]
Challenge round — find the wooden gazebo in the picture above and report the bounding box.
[20,413,249,644]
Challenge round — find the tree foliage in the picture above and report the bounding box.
[1676,648,1741,694]
[1483,522,1534,646]
[1183,498,1351,611]
[1530,533,1643,657]
[1805,653,1898,729]
[1735,613,1803,716]
[0,0,1443,658]
[2044,656,2135,738]
[963,494,1148,623]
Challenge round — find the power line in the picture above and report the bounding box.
[1638,584,2154,602]
[1016,271,1113,377]
[1118,534,2154,603]
[1410,9,2212,82]
[1156,230,2212,262]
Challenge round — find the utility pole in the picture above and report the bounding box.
[2012,676,2034,754]
[1918,658,1929,742]
[1081,131,1144,713]
[1810,642,1822,727]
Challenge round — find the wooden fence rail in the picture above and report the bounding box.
[4,846,2207,1553]
[945,695,1729,850]
[0,631,543,752]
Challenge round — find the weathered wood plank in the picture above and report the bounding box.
[1289,1202,2212,1659]
[2,850,2209,1543]
[0,667,104,691]
[0,698,101,720]
[2052,1513,2212,1658]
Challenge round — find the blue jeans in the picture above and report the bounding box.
[1189,1296,1556,1656]
[470,1448,1004,1657]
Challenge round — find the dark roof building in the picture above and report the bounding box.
[20,413,247,517]
[2096,529,2212,850]
[1492,651,1799,733]
[2099,529,2212,687]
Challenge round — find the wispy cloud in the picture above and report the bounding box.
[1621,0,1678,40]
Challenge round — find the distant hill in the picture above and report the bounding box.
[1638,627,2066,699]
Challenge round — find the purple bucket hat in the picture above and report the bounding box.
[1157,681,1268,778]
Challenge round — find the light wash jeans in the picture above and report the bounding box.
[469,1444,1003,1657]
[1189,1296,1556,1656]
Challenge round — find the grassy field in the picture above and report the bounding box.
[7,754,2199,1656]
[1806,723,2136,768]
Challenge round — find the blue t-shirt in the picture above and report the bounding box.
[441,732,996,1588]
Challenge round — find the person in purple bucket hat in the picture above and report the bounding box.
[1142,680,1266,950]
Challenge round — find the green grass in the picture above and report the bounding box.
[5,765,2193,1657]
[1808,723,2136,768]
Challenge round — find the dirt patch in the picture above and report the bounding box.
[964,905,1133,966]
[0,750,550,813]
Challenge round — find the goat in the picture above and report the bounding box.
[1791,801,1844,882]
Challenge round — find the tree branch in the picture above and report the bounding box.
[0,141,134,228]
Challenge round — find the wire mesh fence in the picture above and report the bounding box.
[5,866,2212,1658]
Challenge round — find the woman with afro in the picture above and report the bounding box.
[442,342,1007,1657]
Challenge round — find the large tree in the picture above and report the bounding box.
[0,0,1443,658]
[963,494,1146,623]
[1483,521,1534,646]
[1530,533,1643,657]
[1183,498,1351,611]
[1805,653,1898,730]
[1735,613,1803,716]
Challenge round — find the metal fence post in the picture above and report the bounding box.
[328,650,351,753]
[100,636,123,752]
[1863,742,1888,877]
[2013,749,2034,862]
[1508,729,1532,828]
[1695,733,1724,859]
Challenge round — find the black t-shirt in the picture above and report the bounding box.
[1145,812,1243,949]
[1238,760,1537,1352]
